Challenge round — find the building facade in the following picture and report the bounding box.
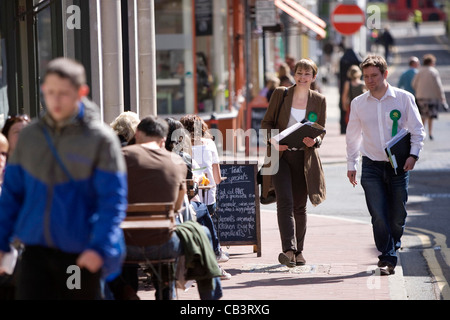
[0,0,329,142]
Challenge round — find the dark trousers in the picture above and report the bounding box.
[272,151,308,254]
[361,157,409,267]
[16,246,101,300]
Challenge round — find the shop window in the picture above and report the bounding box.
[195,0,229,114]
[155,0,195,115]
[0,9,8,127]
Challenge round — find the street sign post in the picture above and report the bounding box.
[256,0,277,27]
[331,4,365,35]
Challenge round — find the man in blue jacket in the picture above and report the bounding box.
[0,58,128,299]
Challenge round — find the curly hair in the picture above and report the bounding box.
[179,114,212,143]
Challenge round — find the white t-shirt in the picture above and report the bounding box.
[290,108,306,123]
[191,138,220,205]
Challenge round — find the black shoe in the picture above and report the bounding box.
[429,135,433,140]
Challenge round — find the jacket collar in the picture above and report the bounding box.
[278,85,318,131]
[42,101,85,129]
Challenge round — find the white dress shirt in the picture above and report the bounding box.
[346,84,426,171]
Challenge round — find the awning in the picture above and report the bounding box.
[274,0,327,39]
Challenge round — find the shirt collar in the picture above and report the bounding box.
[368,83,396,101]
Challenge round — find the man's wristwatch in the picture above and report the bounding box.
[409,154,419,161]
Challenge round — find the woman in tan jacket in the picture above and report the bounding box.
[261,58,326,267]
[412,54,447,140]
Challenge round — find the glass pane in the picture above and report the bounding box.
[0,0,9,127]
[155,0,184,34]
[156,49,187,114]
[155,0,194,115]
[35,1,53,110]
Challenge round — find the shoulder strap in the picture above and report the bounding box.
[41,125,75,182]
[274,88,288,125]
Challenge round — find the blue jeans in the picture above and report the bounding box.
[361,157,409,267]
[192,201,220,255]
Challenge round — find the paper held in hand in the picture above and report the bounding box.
[0,245,18,275]
[384,128,411,175]
[272,121,326,150]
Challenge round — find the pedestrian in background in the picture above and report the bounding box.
[261,58,327,268]
[412,54,447,140]
[413,10,422,35]
[260,75,280,102]
[1,114,30,157]
[0,58,128,299]
[342,65,366,125]
[398,56,420,96]
[277,62,295,87]
[346,55,425,275]
[380,26,395,63]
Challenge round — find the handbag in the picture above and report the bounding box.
[258,88,287,205]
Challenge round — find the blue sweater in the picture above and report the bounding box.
[0,100,127,279]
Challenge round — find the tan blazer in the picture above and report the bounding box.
[261,86,327,206]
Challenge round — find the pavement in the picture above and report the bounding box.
[137,22,449,301]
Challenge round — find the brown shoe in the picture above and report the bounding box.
[278,250,295,268]
[377,261,395,275]
[295,252,306,266]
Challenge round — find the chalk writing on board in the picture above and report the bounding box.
[216,164,257,241]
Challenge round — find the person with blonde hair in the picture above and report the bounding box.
[110,111,140,146]
[342,65,366,125]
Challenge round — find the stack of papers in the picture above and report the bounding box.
[272,121,325,150]
[384,128,411,175]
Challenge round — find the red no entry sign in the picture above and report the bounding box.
[331,4,365,35]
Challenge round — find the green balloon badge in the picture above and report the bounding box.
[308,112,318,123]
[390,109,401,136]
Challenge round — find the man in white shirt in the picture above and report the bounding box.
[346,55,425,275]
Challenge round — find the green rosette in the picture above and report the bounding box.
[390,109,401,136]
[308,112,318,123]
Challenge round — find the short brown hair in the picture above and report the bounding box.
[1,114,31,139]
[423,54,436,66]
[294,58,318,77]
[360,55,388,75]
[44,57,86,89]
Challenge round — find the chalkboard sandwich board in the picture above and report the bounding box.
[214,161,261,257]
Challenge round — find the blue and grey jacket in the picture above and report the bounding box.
[0,99,128,279]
